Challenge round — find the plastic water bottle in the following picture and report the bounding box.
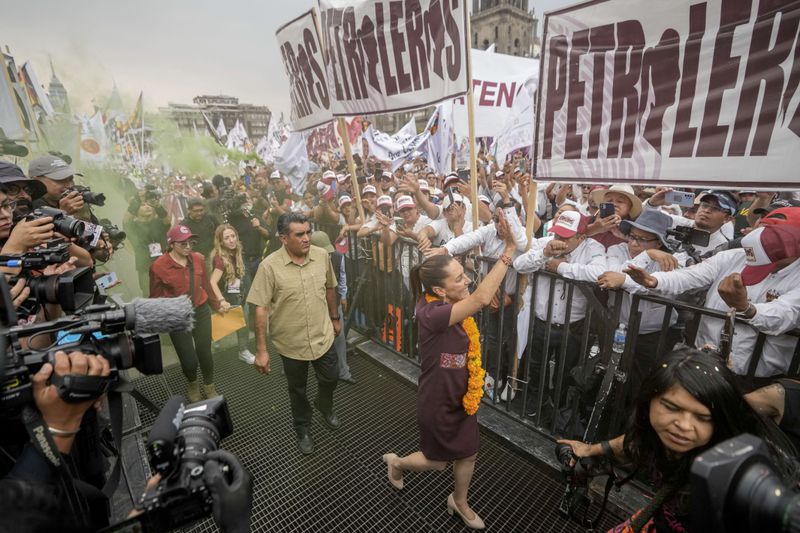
[612,324,627,356]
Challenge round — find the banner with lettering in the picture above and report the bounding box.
[536,0,800,189]
[317,0,470,116]
[276,10,333,131]
[453,48,539,138]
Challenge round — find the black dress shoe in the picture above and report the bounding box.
[339,376,356,384]
[314,399,341,430]
[296,431,314,455]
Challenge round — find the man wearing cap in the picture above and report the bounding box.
[626,224,800,380]
[418,193,473,250]
[646,188,736,255]
[378,170,395,195]
[393,194,432,285]
[513,211,607,412]
[28,154,86,217]
[398,175,444,222]
[357,195,398,271]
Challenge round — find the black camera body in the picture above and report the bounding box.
[555,443,615,527]
[0,240,97,314]
[691,433,800,533]
[65,185,106,207]
[0,303,163,414]
[137,396,234,532]
[25,206,86,239]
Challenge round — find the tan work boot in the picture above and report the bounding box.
[186,381,202,403]
[203,383,219,398]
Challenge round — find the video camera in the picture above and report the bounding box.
[102,395,238,532]
[555,442,618,528]
[665,225,711,264]
[66,185,106,207]
[0,239,96,314]
[691,433,800,532]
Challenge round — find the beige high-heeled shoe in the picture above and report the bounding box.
[382,453,404,490]
[447,493,485,530]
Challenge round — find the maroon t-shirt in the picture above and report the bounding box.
[415,299,480,460]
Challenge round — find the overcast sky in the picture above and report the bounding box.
[3,0,573,118]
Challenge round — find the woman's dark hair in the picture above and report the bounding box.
[624,347,798,484]
[409,255,455,301]
[277,212,309,236]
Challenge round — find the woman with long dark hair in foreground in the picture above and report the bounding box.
[559,348,798,532]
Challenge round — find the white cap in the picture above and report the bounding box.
[418,179,430,192]
[362,185,377,196]
[381,170,393,180]
[395,195,416,210]
[270,170,281,179]
[478,194,492,205]
[338,195,353,207]
[337,173,350,183]
[377,195,393,208]
[322,170,336,181]
[443,193,464,210]
[443,172,459,186]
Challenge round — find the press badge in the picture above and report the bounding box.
[226,278,241,294]
[149,242,162,257]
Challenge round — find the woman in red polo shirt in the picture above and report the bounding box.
[150,224,220,402]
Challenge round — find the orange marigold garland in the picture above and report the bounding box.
[425,294,485,415]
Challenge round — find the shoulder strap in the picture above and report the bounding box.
[187,253,196,302]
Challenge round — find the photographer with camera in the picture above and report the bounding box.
[28,155,96,223]
[556,348,797,532]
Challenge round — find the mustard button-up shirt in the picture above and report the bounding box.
[246,245,337,360]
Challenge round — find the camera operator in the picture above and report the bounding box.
[28,155,96,224]
[645,188,736,257]
[0,350,112,530]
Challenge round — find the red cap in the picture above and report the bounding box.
[740,225,800,286]
[760,207,800,228]
[548,210,588,238]
[167,225,196,243]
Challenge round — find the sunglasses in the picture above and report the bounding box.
[174,239,197,248]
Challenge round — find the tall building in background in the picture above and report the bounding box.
[47,59,71,115]
[471,0,539,57]
[160,95,271,139]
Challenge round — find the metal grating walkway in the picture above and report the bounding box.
[129,347,625,532]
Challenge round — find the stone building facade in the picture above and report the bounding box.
[471,0,539,57]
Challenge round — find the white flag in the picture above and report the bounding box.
[494,84,535,164]
[365,112,441,171]
[275,131,310,194]
[79,112,108,162]
[215,118,227,139]
[426,101,455,175]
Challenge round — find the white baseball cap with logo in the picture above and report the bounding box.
[443,193,464,210]
[377,195,393,208]
[362,184,377,196]
[395,195,416,211]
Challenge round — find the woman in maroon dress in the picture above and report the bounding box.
[382,211,518,530]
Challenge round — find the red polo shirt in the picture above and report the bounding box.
[149,251,220,311]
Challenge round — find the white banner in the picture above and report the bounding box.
[426,100,455,175]
[275,131,311,194]
[365,113,441,170]
[537,0,800,189]
[494,85,535,164]
[276,10,334,131]
[453,48,539,138]
[317,0,470,116]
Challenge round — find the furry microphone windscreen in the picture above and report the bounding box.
[129,296,195,334]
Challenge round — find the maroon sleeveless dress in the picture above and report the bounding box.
[415,299,480,461]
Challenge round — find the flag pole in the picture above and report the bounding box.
[338,118,365,222]
[465,14,479,230]
[140,92,145,169]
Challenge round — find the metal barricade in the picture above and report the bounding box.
[341,234,800,447]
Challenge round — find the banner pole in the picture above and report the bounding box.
[338,118,365,222]
[465,18,479,229]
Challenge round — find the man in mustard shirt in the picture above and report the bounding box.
[247,212,342,455]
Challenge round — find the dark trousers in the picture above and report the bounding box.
[629,328,681,396]
[170,303,214,384]
[526,318,584,407]
[280,342,339,433]
[482,302,515,382]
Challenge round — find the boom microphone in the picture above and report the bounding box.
[147,395,185,475]
[126,296,195,334]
